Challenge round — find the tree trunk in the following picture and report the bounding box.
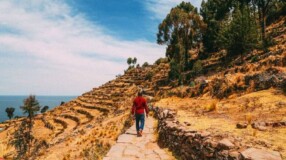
[261,9,266,46]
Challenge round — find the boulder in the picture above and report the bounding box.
[240,148,282,160]
[237,122,248,129]
[217,138,235,150]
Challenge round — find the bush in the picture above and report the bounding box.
[192,60,203,75]
[282,80,286,95]
[145,71,153,81]
[210,78,233,99]
[142,62,149,68]
[206,102,217,112]
[189,81,195,87]
[155,57,168,65]
[251,55,259,63]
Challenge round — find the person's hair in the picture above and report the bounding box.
[138,90,143,96]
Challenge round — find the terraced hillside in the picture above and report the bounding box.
[0,65,169,160]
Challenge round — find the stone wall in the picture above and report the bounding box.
[150,106,282,160]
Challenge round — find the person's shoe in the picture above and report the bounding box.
[137,131,140,137]
[139,129,143,136]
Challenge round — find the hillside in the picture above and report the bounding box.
[0,16,285,160]
[0,62,169,159]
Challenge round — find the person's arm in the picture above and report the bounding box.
[131,99,136,119]
[144,99,149,117]
[132,101,135,115]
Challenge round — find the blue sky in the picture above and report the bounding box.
[0,0,202,95]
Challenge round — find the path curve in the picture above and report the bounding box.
[103,117,175,160]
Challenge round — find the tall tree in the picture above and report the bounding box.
[219,2,259,61]
[253,0,274,46]
[20,95,40,156]
[10,120,32,160]
[132,57,137,65]
[5,107,15,120]
[200,0,234,53]
[127,57,132,66]
[157,2,205,80]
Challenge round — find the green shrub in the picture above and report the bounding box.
[189,81,195,87]
[155,57,168,65]
[192,60,203,75]
[142,62,149,68]
[145,71,153,81]
[251,55,259,63]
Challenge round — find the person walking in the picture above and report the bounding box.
[132,90,149,137]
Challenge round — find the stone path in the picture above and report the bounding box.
[103,117,175,160]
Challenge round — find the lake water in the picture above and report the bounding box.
[0,96,77,123]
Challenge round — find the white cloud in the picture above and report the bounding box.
[144,0,202,20]
[0,0,165,95]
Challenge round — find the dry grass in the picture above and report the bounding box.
[155,88,286,158]
[206,101,218,112]
[246,113,253,125]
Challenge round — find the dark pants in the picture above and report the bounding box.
[135,114,145,132]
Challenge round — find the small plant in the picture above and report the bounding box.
[282,80,286,95]
[189,81,195,87]
[246,113,252,125]
[247,80,256,93]
[252,129,257,137]
[207,102,217,112]
[145,71,153,81]
[155,57,168,65]
[251,55,259,63]
[192,60,203,75]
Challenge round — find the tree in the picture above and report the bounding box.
[254,0,272,45]
[21,95,40,121]
[19,95,40,156]
[132,57,137,65]
[200,0,234,53]
[40,106,49,114]
[10,120,32,159]
[5,107,15,120]
[127,57,132,66]
[142,62,149,68]
[157,2,206,80]
[219,2,258,61]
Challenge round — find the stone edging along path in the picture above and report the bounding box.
[103,117,175,160]
[150,106,282,160]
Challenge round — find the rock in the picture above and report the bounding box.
[184,121,191,126]
[86,124,93,129]
[229,151,240,159]
[200,131,211,138]
[252,122,266,129]
[237,122,248,129]
[218,138,235,150]
[257,126,267,131]
[273,122,282,127]
[240,148,282,160]
[162,109,169,118]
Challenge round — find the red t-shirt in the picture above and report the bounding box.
[132,96,149,115]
